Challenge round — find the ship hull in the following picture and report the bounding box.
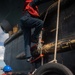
[3,0,75,74]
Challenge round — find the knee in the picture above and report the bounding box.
[39,20,44,27]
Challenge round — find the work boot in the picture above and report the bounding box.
[27,57,32,62]
[31,44,37,51]
[31,36,38,43]
[31,36,44,43]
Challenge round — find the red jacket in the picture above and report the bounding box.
[23,0,39,17]
[2,73,6,75]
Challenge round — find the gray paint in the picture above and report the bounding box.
[4,35,31,73]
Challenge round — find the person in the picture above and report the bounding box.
[19,0,50,61]
[2,65,12,75]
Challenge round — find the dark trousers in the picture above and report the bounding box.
[19,12,44,58]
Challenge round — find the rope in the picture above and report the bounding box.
[37,0,61,65]
[37,4,51,65]
[32,0,61,64]
[49,0,61,63]
[30,2,56,64]
[30,54,44,63]
[37,29,43,65]
[30,1,61,75]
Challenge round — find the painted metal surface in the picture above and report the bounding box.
[2,0,75,74]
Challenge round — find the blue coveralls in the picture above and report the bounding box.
[19,0,50,58]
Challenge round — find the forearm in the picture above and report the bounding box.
[30,0,50,7]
